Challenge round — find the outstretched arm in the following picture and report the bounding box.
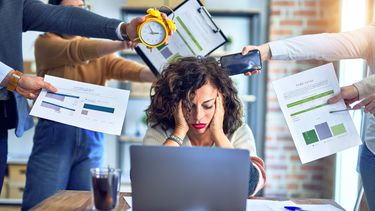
[24,0,144,42]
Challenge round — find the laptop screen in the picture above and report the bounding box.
[130,145,250,211]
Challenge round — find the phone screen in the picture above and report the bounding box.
[220,50,262,76]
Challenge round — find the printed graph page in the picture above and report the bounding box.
[137,0,226,73]
[272,63,361,163]
[30,75,130,135]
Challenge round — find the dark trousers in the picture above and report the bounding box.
[0,129,7,193]
[0,94,17,193]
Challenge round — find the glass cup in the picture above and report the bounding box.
[90,168,121,210]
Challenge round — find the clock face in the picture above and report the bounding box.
[139,21,167,46]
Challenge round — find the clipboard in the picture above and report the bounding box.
[134,0,227,75]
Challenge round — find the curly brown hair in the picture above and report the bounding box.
[146,56,243,135]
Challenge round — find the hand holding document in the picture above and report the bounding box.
[273,63,361,163]
[30,75,130,135]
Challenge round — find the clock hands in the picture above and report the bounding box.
[148,24,160,35]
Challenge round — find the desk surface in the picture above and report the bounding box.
[31,190,344,210]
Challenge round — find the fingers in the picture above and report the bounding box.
[177,100,184,115]
[243,70,261,76]
[327,94,342,104]
[355,95,375,113]
[34,76,57,92]
[365,101,375,113]
[174,100,185,122]
[161,13,168,20]
[42,80,57,92]
[328,85,359,106]
[215,93,224,112]
[16,86,37,100]
[242,46,257,55]
[132,16,145,25]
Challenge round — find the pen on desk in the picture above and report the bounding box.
[284,206,302,211]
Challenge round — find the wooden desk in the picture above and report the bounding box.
[31,190,344,210]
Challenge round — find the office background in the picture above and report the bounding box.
[1,0,373,210]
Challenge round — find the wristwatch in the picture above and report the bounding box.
[167,134,184,146]
[6,70,23,91]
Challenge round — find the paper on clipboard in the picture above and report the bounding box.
[135,0,227,75]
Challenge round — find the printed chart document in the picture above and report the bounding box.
[136,0,227,75]
[273,63,361,163]
[30,75,130,135]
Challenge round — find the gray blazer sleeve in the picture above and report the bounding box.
[23,0,122,40]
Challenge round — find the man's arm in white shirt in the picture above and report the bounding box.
[269,25,375,61]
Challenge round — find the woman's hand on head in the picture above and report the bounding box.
[210,93,233,148]
[173,100,189,138]
[209,93,225,135]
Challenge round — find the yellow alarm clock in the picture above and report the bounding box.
[137,8,176,48]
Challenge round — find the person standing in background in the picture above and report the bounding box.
[0,0,149,196]
[21,0,157,209]
[22,0,156,210]
[242,24,375,209]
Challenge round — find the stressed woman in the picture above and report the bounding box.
[143,57,266,196]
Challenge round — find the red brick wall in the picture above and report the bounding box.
[265,0,340,198]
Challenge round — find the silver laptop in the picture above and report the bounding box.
[130,145,250,211]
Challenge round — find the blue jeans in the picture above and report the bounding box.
[0,129,7,193]
[359,143,375,211]
[21,119,104,210]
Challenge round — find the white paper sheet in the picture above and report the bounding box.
[272,63,361,163]
[124,196,132,208]
[30,75,129,135]
[124,196,342,211]
[247,199,297,211]
[297,204,343,211]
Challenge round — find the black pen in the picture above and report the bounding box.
[329,108,356,113]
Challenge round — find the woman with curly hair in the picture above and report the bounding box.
[143,56,266,196]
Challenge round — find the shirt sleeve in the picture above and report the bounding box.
[35,35,102,70]
[143,126,168,146]
[230,124,257,156]
[0,62,13,87]
[116,22,125,40]
[354,74,375,99]
[269,25,375,61]
[23,0,121,40]
[104,54,147,82]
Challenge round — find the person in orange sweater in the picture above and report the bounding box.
[21,0,156,209]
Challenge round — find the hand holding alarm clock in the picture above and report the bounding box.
[137,8,177,48]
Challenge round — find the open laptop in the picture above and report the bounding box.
[130,145,250,211]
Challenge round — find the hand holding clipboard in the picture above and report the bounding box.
[134,0,227,75]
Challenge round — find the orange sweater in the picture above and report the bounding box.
[35,33,147,85]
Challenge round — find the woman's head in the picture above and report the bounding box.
[146,56,243,135]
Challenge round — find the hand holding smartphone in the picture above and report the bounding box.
[219,50,262,76]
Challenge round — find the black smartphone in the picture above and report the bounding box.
[219,50,262,76]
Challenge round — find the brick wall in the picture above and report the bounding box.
[265,0,340,198]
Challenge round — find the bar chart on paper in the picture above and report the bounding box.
[273,63,361,163]
[30,75,130,135]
